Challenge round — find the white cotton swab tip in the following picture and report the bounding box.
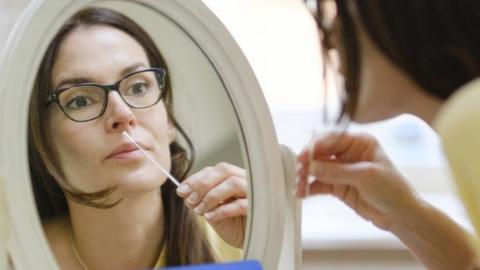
[122,131,180,187]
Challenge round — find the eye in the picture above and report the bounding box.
[127,82,149,96]
[65,95,94,110]
[60,86,102,111]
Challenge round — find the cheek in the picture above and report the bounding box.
[47,115,101,173]
[49,125,107,191]
[139,103,171,142]
[57,133,95,161]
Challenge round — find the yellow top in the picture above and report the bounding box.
[153,218,243,267]
[435,77,480,251]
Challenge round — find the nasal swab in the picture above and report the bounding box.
[122,131,180,187]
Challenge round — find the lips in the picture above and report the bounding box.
[106,142,149,160]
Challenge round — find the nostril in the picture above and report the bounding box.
[112,122,119,129]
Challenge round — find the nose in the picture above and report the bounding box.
[105,91,136,132]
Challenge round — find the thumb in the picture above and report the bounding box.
[309,160,379,188]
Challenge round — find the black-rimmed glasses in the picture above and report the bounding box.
[46,68,166,122]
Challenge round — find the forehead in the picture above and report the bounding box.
[51,25,150,85]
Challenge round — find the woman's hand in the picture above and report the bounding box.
[177,162,247,248]
[296,131,480,270]
[296,131,419,230]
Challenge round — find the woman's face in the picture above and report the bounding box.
[46,25,174,196]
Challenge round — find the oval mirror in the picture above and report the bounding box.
[0,1,287,269]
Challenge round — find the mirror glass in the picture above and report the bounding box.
[4,1,252,269]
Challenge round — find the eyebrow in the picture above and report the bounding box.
[54,62,148,90]
[121,63,147,77]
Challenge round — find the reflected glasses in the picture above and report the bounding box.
[46,68,166,122]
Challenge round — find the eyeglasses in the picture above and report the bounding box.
[46,68,166,122]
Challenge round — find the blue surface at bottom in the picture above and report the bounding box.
[157,260,263,270]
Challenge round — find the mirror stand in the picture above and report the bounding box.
[0,177,7,270]
[278,145,302,270]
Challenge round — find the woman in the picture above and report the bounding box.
[28,7,245,270]
[296,1,480,269]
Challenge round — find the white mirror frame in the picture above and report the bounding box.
[0,0,287,269]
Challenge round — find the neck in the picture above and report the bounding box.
[68,189,164,270]
[353,24,444,126]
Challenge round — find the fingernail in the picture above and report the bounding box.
[194,202,206,215]
[205,212,215,220]
[177,184,191,195]
[187,192,199,204]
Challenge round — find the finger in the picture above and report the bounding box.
[297,147,312,163]
[298,157,339,194]
[177,167,223,207]
[194,176,247,215]
[178,167,217,198]
[176,164,228,197]
[307,131,350,158]
[297,177,335,197]
[308,180,334,195]
[296,161,309,178]
[309,132,379,161]
[297,156,332,180]
[179,163,246,208]
[308,159,379,188]
[297,146,334,164]
[204,198,248,223]
[295,176,309,198]
[295,159,311,198]
[295,179,310,198]
[213,162,246,178]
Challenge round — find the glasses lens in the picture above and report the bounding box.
[58,85,106,121]
[119,70,163,108]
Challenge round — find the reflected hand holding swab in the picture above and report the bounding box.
[122,131,180,187]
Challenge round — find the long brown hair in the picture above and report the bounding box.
[314,0,480,118]
[28,7,215,266]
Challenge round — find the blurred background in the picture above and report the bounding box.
[1,0,472,269]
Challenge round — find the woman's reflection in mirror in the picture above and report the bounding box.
[28,7,245,270]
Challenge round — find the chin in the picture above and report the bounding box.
[352,107,401,124]
[115,170,168,195]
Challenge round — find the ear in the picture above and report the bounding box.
[167,121,176,143]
